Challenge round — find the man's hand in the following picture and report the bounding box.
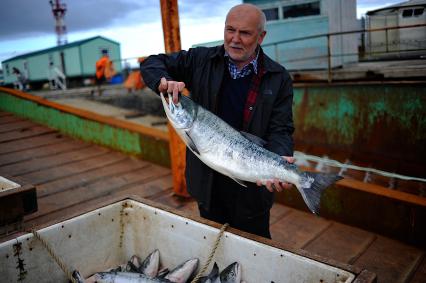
[256,156,295,192]
[158,77,185,104]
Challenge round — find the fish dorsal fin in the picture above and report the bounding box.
[198,263,219,283]
[185,132,200,155]
[157,268,169,278]
[209,263,219,279]
[240,131,267,147]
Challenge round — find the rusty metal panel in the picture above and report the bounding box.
[160,0,182,53]
[293,83,426,178]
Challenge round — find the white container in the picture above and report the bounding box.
[0,197,372,282]
[0,176,21,193]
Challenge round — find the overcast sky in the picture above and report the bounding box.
[0,0,403,67]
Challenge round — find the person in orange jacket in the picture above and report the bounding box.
[95,49,115,96]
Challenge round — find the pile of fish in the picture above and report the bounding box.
[75,249,243,283]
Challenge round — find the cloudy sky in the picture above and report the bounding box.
[0,0,403,67]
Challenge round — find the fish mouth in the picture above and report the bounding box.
[160,92,194,129]
[160,92,173,120]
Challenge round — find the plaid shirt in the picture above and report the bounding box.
[225,50,259,79]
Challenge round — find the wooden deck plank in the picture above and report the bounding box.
[0,125,55,143]
[35,157,148,197]
[115,174,173,200]
[270,210,331,248]
[0,112,13,117]
[303,222,376,264]
[0,139,88,166]
[410,256,426,283]
[152,191,191,209]
[0,115,25,124]
[0,120,37,133]
[0,145,108,176]
[179,198,199,216]
[0,133,67,154]
[25,164,168,221]
[19,151,127,187]
[270,203,293,225]
[353,236,424,283]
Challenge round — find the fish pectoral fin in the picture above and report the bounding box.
[240,131,267,147]
[185,132,200,155]
[230,176,249,187]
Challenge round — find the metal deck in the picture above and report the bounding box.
[0,111,425,283]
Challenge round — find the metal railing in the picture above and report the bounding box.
[262,23,426,82]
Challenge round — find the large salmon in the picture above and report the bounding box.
[160,93,342,214]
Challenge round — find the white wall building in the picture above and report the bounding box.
[366,0,426,58]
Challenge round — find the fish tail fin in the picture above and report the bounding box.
[297,172,343,215]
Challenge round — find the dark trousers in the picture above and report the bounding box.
[95,76,106,96]
[198,172,273,239]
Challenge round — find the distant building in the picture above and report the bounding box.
[1,36,122,89]
[366,0,426,58]
[195,0,359,70]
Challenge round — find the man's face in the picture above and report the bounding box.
[224,8,266,69]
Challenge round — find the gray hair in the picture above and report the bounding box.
[259,10,266,32]
[227,4,267,33]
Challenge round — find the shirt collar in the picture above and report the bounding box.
[224,47,260,78]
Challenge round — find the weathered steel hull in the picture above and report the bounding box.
[289,82,426,247]
[293,83,426,179]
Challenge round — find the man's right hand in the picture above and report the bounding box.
[158,77,185,104]
[256,156,295,192]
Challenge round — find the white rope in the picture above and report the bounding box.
[294,151,426,183]
[32,230,78,283]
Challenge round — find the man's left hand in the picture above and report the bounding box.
[256,156,295,192]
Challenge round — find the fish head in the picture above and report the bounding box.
[140,249,160,277]
[165,258,199,283]
[220,262,242,283]
[160,93,197,130]
[126,255,142,272]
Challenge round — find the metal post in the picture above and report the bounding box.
[327,34,332,83]
[159,0,189,197]
[160,0,182,52]
[274,43,280,64]
[385,27,389,53]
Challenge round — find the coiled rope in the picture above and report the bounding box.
[190,223,229,283]
[31,229,78,283]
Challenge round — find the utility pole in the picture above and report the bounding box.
[49,0,67,46]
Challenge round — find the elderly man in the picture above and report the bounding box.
[140,4,294,238]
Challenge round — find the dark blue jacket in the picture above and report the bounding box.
[140,45,294,209]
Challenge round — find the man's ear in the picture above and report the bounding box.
[258,30,267,45]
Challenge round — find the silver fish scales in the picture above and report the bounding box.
[160,93,342,214]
